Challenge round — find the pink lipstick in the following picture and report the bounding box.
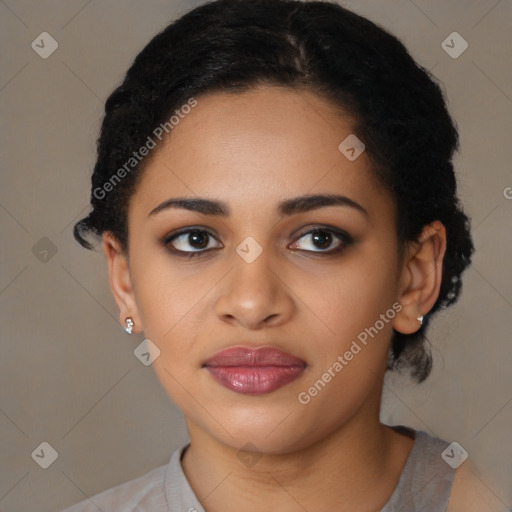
[203,346,306,395]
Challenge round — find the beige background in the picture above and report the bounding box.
[1,1,511,511]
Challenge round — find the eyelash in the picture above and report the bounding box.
[161,225,353,258]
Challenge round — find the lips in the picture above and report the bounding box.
[203,346,306,395]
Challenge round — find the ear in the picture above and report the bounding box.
[392,221,447,335]
[102,232,142,334]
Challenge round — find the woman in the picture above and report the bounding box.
[62,0,497,510]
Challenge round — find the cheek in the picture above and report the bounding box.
[131,257,209,408]
[290,241,399,405]
[300,242,400,348]
[130,249,205,351]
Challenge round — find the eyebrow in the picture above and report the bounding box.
[148,193,368,218]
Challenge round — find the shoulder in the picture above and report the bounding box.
[381,427,456,511]
[58,463,168,512]
[447,459,509,512]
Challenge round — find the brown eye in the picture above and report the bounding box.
[290,228,352,254]
[187,231,209,249]
[164,229,222,255]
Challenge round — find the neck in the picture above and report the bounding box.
[181,384,414,512]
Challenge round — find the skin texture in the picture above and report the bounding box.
[103,85,449,511]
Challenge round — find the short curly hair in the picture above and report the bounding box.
[74,0,474,382]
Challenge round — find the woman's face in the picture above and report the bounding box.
[123,85,406,453]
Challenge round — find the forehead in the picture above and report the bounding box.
[131,85,393,220]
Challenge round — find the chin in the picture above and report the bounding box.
[197,405,335,456]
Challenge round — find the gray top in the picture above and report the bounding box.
[381,426,455,511]
[59,426,456,512]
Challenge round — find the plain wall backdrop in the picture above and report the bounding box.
[1,1,511,511]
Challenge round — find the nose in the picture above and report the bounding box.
[214,248,295,330]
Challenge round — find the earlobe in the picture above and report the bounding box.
[392,221,447,335]
[102,232,142,334]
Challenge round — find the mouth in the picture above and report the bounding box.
[203,346,307,395]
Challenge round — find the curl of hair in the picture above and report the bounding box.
[74,0,474,382]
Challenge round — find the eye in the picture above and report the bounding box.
[289,227,352,254]
[162,226,351,257]
[163,228,222,256]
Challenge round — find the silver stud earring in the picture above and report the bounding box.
[417,316,424,327]
[125,317,134,335]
